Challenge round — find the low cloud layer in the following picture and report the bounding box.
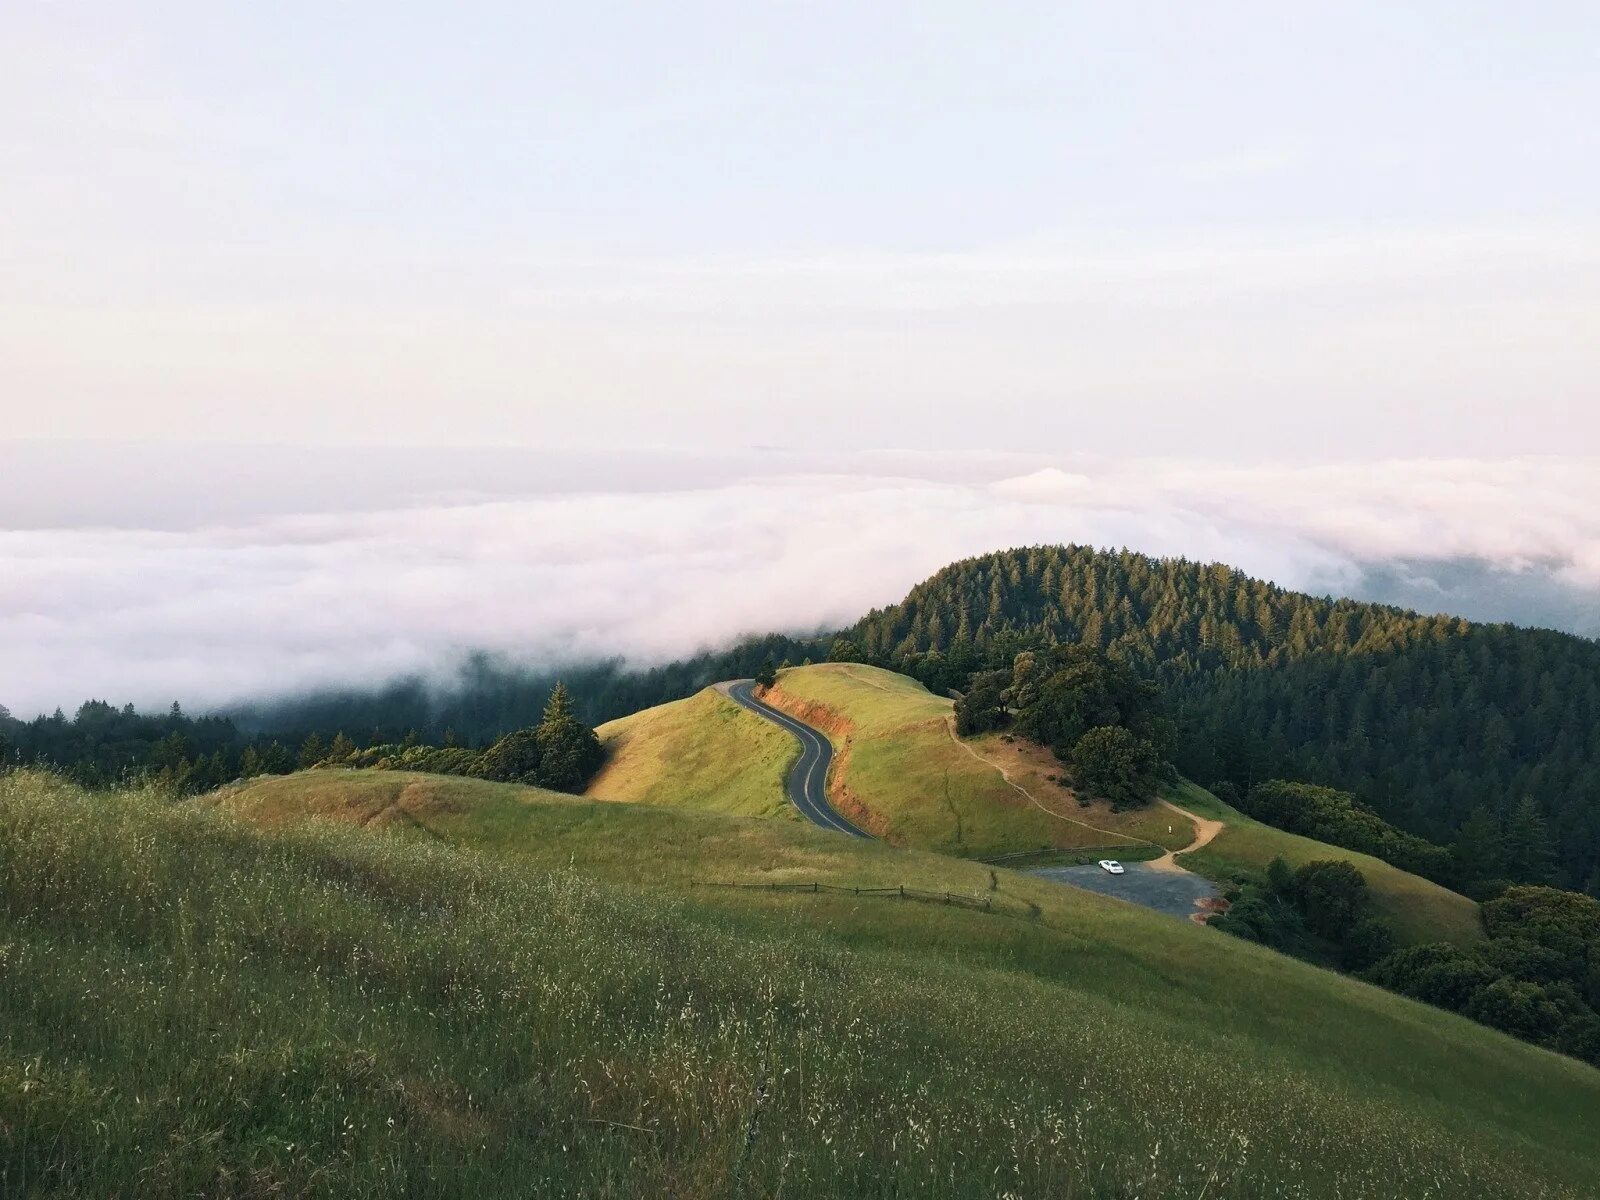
[2,450,1596,717]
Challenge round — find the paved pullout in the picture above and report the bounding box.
[1030,802,1224,922]
[1030,862,1220,921]
[716,681,870,838]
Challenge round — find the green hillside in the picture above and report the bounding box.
[585,686,797,818]
[844,545,1600,893]
[3,768,1598,1198]
[1170,780,1484,946]
[562,663,1477,946]
[761,663,1173,859]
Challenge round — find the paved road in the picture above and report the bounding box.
[1032,861,1219,921]
[717,680,870,838]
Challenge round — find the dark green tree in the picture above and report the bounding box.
[297,732,326,769]
[1504,796,1557,883]
[826,638,864,664]
[1070,726,1160,810]
[1293,860,1369,941]
[532,683,604,793]
[1454,806,1508,888]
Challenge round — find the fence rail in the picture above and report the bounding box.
[699,880,1042,921]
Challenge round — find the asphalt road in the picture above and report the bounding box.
[1032,862,1220,921]
[718,680,871,838]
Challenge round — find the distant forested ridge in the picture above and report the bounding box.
[225,634,827,744]
[846,546,1600,893]
[9,545,1600,892]
[0,634,825,793]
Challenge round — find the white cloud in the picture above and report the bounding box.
[2,452,1597,716]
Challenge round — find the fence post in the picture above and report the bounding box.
[899,884,905,899]
[813,882,819,894]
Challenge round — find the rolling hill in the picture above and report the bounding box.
[734,662,1175,860]
[845,545,1600,892]
[585,686,797,818]
[4,767,1597,1198]
[671,663,1473,946]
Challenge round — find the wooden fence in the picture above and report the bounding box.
[700,880,1042,921]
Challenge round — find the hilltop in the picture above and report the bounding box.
[582,663,1480,947]
[585,687,797,819]
[845,545,1600,894]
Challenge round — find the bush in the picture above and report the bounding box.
[1465,978,1565,1044]
[1364,944,1500,1011]
[478,728,543,783]
[1293,860,1368,941]
[1341,917,1399,971]
[1070,726,1160,810]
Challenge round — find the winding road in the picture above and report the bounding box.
[716,680,871,838]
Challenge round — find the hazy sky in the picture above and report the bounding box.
[4,2,1597,455]
[3,443,1597,714]
[4,6,1598,715]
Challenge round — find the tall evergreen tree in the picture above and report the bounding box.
[1504,796,1557,883]
[532,682,604,793]
[297,732,326,769]
[1453,806,1508,886]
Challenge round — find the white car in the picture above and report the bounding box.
[1097,859,1125,875]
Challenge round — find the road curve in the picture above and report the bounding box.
[716,680,871,838]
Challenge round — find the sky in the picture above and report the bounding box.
[3,2,1597,454]
[1,4,1597,714]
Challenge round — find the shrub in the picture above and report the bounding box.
[1341,918,1399,971]
[1293,860,1369,941]
[1070,726,1160,810]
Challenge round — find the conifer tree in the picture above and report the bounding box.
[297,732,326,769]
[1454,806,1508,886]
[1504,796,1557,883]
[531,682,603,793]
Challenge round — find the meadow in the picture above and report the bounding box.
[1173,782,1483,946]
[762,664,1166,859]
[3,769,1598,1198]
[586,687,797,818]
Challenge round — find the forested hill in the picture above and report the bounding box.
[848,546,1600,892]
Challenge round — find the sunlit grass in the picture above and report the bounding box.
[766,664,1159,858]
[1172,781,1483,946]
[588,687,797,818]
[3,769,1596,1197]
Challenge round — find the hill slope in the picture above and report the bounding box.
[1167,779,1483,945]
[5,768,1597,1198]
[573,663,1477,944]
[585,686,797,818]
[847,544,1600,890]
[752,663,1176,860]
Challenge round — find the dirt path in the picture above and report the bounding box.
[837,665,895,692]
[942,717,1162,850]
[1145,799,1224,874]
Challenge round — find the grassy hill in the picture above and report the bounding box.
[576,663,1478,946]
[3,767,1598,1198]
[1170,780,1483,945]
[761,663,1173,860]
[585,686,797,818]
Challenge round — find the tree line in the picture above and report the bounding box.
[843,545,1600,896]
[0,685,606,796]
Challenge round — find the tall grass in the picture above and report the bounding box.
[1,771,1596,1198]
